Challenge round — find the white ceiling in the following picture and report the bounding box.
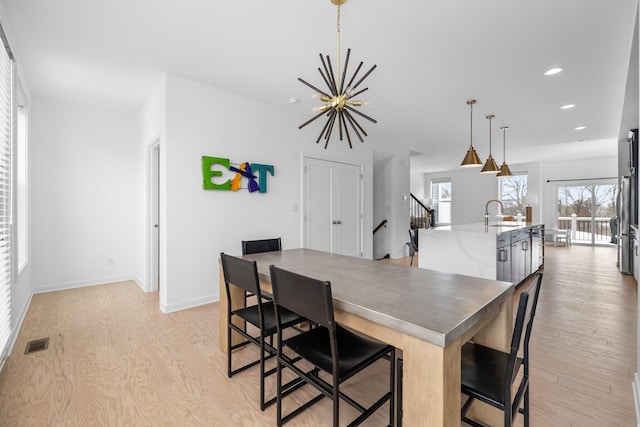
[1,0,638,173]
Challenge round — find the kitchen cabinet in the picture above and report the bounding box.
[633,233,639,283]
[531,225,544,272]
[511,230,530,285]
[496,233,510,282]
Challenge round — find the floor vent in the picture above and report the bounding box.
[24,337,49,355]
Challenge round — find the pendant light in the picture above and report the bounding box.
[480,114,500,173]
[460,99,482,167]
[496,126,513,177]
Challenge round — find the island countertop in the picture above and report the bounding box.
[431,221,542,235]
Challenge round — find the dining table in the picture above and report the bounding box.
[218,248,514,426]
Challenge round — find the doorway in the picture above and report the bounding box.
[148,140,160,292]
[303,156,363,257]
[555,179,617,245]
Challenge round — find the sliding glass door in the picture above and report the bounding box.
[555,180,617,245]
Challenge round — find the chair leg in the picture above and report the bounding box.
[227,319,232,378]
[524,386,529,427]
[397,358,403,427]
[260,337,266,411]
[389,349,395,427]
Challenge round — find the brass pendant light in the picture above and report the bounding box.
[480,114,500,173]
[460,99,482,167]
[496,126,513,177]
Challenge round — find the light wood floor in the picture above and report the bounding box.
[0,245,636,426]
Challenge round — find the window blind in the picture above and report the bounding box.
[0,36,11,362]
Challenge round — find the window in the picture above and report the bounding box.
[431,178,451,225]
[0,36,12,362]
[16,81,26,271]
[499,173,528,216]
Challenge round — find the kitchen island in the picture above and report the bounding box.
[419,222,544,284]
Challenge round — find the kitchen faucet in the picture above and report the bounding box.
[484,199,504,226]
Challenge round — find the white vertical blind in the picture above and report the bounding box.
[0,37,11,361]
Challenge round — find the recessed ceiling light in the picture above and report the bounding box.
[288,97,300,104]
[561,104,575,109]
[575,126,586,130]
[544,67,564,76]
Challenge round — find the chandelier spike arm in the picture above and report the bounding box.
[350,64,377,91]
[324,55,340,96]
[343,109,367,139]
[339,111,354,148]
[345,61,364,91]
[337,109,345,141]
[344,114,364,143]
[299,107,333,129]
[338,48,351,94]
[297,77,331,99]
[318,54,338,96]
[347,87,369,100]
[324,111,339,148]
[317,67,334,96]
[315,111,336,144]
[345,105,377,123]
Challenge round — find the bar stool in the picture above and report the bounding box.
[460,272,543,427]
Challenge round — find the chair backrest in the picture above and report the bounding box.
[269,265,335,330]
[508,272,542,382]
[408,229,418,251]
[242,238,282,255]
[220,252,261,298]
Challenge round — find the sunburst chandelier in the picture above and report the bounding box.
[298,0,377,149]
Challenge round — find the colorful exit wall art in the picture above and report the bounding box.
[202,156,274,193]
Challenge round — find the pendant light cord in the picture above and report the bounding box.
[470,102,473,146]
[337,4,341,88]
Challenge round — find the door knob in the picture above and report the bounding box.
[332,220,342,225]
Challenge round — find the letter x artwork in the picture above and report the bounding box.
[201,156,274,194]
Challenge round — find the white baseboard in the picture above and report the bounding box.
[3,290,33,362]
[161,294,218,314]
[32,275,137,294]
[632,372,640,427]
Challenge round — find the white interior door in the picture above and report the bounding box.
[304,157,362,257]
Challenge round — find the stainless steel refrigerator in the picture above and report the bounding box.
[618,176,634,274]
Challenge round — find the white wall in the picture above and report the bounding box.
[373,155,392,259]
[410,169,426,200]
[372,143,412,259]
[30,99,140,292]
[422,158,617,229]
[158,74,376,312]
[423,168,499,225]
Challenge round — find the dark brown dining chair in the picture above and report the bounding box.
[242,237,282,255]
[460,272,543,427]
[219,253,305,411]
[269,265,395,426]
[406,229,418,266]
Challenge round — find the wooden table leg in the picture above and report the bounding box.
[218,264,246,353]
[402,335,461,427]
